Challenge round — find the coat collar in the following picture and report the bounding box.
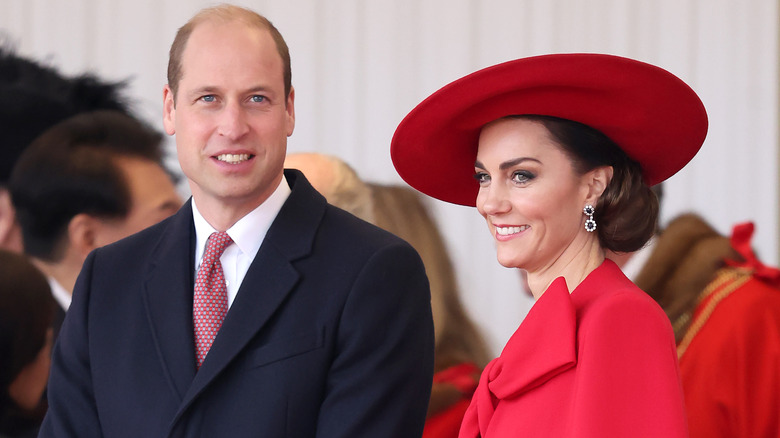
[142,170,327,423]
[488,276,577,399]
[461,260,628,437]
[461,273,578,438]
[143,200,198,400]
[487,259,630,399]
[178,171,326,410]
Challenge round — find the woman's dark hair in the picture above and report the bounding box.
[0,250,54,415]
[516,115,659,253]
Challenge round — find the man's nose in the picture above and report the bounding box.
[217,101,250,140]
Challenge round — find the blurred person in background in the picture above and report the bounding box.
[0,43,132,253]
[0,249,54,438]
[10,110,182,339]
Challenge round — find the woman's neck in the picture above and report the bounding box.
[525,236,605,300]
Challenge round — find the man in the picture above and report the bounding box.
[40,5,434,438]
[9,110,182,339]
[0,45,131,253]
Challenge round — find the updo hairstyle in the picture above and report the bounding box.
[517,115,659,253]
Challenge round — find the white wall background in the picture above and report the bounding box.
[1,0,776,356]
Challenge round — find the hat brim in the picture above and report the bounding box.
[391,53,708,206]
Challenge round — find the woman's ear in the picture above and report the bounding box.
[584,165,613,205]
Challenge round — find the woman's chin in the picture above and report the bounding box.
[496,254,523,269]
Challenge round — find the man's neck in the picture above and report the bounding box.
[190,174,285,231]
[31,257,78,296]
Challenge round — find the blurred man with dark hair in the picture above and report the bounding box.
[10,110,182,337]
[0,43,132,252]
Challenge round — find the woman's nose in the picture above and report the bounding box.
[477,184,511,216]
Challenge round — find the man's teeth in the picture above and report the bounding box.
[217,153,250,164]
[496,225,529,236]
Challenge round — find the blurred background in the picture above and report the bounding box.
[1,0,776,356]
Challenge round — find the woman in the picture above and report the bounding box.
[391,53,708,437]
[0,249,54,438]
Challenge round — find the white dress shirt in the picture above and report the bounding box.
[191,175,291,308]
[47,275,71,311]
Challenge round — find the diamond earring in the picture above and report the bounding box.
[583,205,596,232]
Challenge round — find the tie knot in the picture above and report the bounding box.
[205,232,233,261]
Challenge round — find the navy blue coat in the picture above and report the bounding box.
[39,170,434,437]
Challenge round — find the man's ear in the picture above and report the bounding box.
[162,84,176,136]
[67,213,100,259]
[584,165,614,205]
[285,86,296,137]
[0,189,23,252]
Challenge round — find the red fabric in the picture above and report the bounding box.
[680,223,780,438]
[459,260,687,437]
[423,363,480,438]
[193,231,232,368]
[391,53,707,206]
[680,276,780,438]
[726,222,780,287]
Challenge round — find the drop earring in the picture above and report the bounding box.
[583,205,596,232]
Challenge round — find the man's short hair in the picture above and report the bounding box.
[9,110,166,262]
[166,4,291,102]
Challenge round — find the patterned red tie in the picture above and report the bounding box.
[193,231,233,368]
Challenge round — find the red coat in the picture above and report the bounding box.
[459,260,687,437]
[424,363,480,438]
[678,223,780,438]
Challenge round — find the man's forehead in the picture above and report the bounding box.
[180,22,281,77]
[186,19,272,52]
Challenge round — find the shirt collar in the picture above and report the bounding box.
[192,174,291,263]
[47,275,71,311]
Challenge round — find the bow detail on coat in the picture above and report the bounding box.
[459,277,578,437]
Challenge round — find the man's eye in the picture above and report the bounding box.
[200,95,216,103]
[250,95,266,103]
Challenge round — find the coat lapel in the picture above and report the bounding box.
[172,170,326,421]
[142,201,198,401]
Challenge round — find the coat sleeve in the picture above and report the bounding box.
[569,291,688,438]
[38,251,104,438]
[315,241,435,438]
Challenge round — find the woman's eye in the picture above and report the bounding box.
[512,170,534,184]
[473,172,490,185]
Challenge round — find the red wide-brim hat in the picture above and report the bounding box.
[391,53,708,206]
